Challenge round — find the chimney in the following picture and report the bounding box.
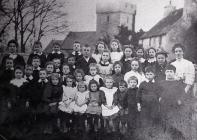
[183,0,197,23]
[163,1,176,18]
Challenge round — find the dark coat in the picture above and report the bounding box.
[1,54,25,68]
[27,53,47,68]
[47,52,65,64]
[76,57,97,75]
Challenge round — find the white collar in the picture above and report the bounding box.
[33,67,41,71]
[6,67,14,70]
[38,79,48,83]
[9,54,17,59]
[100,61,110,65]
[148,57,156,63]
[24,75,33,80]
[52,51,61,54]
[33,51,43,55]
[10,78,27,87]
[145,79,155,83]
[84,57,90,62]
[125,57,133,61]
[72,51,82,56]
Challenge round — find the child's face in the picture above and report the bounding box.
[124,48,132,58]
[76,73,83,82]
[157,54,166,65]
[67,57,75,65]
[25,66,33,76]
[32,59,40,68]
[119,85,127,92]
[111,41,119,51]
[82,47,91,58]
[149,49,156,58]
[101,52,110,62]
[66,78,73,87]
[105,79,113,89]
[90,83,98,92]
[53,59,61,69]
[46,65,54,74]
[51,77,59,85]
[53,44,60,52]
[145,72,155,81]
[15,69,23,79]
[33,44,42,53]
[89,66,97,76]
[39,70,47,80]
[78,84,86,92]
[62,65,70,75]
[174,47,184,59]
[5,59,14,69]
[136,49,144,57]
[128,80,137,88]
[8,43,17,53]
[114,64,121,74]
[97,44,105,54]
[165,70,175,80]
[131,61,139,71]
[73,43,81,52]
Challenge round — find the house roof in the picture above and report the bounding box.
[141,8,183,39]
[44,39,64,53]
[61,31,97,51]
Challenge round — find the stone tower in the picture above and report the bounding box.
[96,0,136,39]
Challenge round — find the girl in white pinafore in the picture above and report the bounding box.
[58,75,77,114]
[100,76,119,132]
[72,81,89,113]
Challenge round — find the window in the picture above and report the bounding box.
[107,15,110,22]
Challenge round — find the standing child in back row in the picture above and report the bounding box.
[109,39,123,64]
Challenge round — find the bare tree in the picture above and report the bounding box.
[0,0,68,52]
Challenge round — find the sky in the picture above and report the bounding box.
[134,0,184,31]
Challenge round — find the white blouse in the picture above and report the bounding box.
[171,58,195,85]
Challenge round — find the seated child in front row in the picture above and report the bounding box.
[72,81,89,134]
[58,75,77,132]
[100,76,119,133]
[42,73,63,134]
[86,80,106,132]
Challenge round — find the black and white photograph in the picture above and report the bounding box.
[0,0,197,140]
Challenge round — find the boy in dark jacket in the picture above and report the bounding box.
[113,80,128,134]
[76,44,96,75]
[159,65,191,140]
[47,42,64,65]
[27,41,47,68]
[124,76,139,136]
[137,66,160,128]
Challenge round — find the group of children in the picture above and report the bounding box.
[0,39,196,139]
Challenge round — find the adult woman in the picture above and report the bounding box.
[171,43,195,93]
